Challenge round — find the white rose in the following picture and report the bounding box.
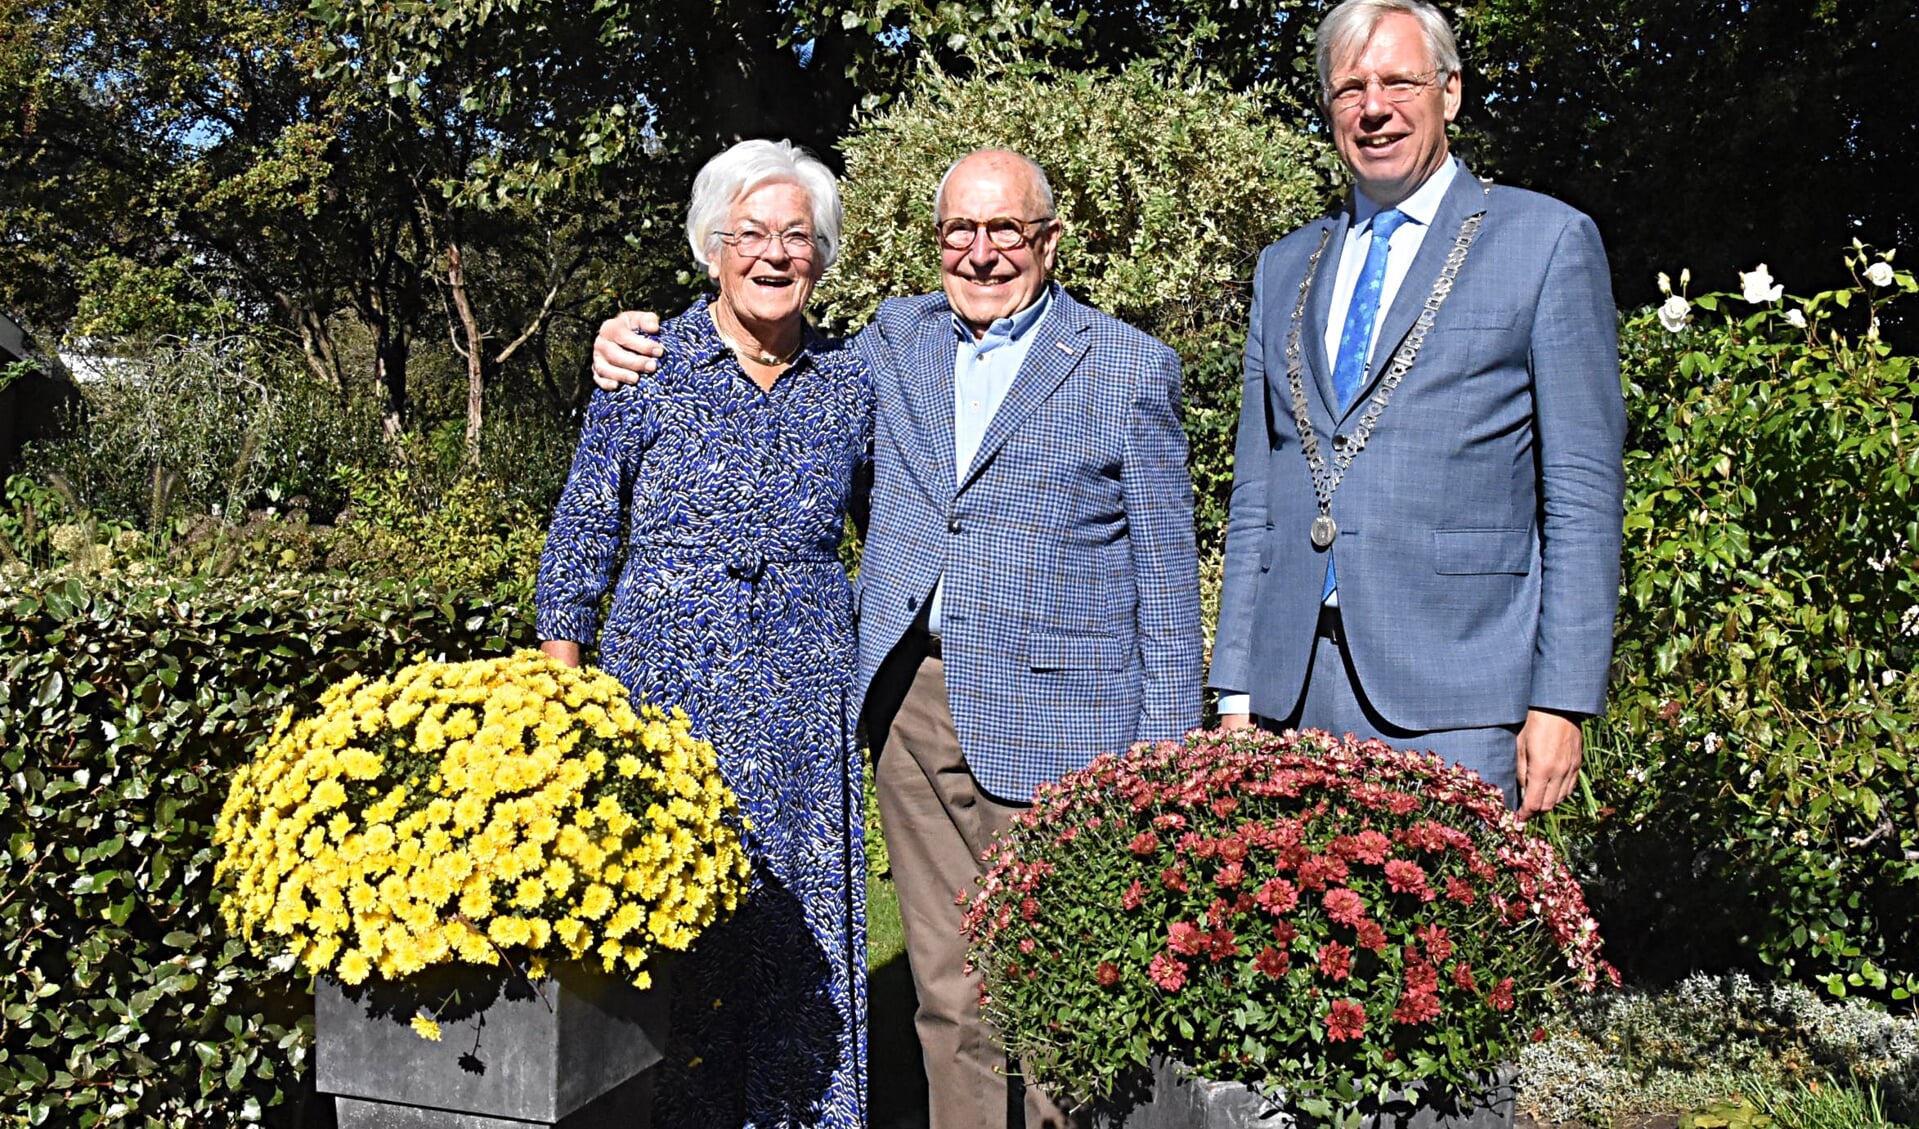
[1866,261,1895,287]
[1657,271,1672,296]
[1785,308,1807,328]
[1739,263,1783,304]
[1657,295,1690,333]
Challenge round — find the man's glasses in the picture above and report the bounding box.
[716,228,818,259]
[936,216,1057,252]
[1326,70,1440,109]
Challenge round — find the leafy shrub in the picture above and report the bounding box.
[819,62,1338,550]
[21,338,386,525]
[1564,247,1919,1001]
[0,571,535,1126]
[1520,972,1919,1126]
[328,468,548,604]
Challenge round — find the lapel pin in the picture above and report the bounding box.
[1056,342,1078,356]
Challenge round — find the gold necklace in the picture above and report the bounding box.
[712,303,800,367]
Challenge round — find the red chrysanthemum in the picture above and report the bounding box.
[1096,961,1120,988]
[1168,920,1207,956]
[1254,876,1300,915]
[1148,952,1187,992]
[1317,940,1353,981]
[1322,886,1367,926]
[1253,945,1291,978]
[1325,999,1366,1042]
[1383,858,1433,900]
[1415,923,1453,964]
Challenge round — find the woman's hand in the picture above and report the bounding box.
[540,640,583,668]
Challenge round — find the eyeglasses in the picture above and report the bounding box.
[716,228,818,259]
[935,215,1057,252]
[1326,70,1440,109]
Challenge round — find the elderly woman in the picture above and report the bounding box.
[536,139,872,1129]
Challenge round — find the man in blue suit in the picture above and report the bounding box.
[593,148,1202,1129]
[1211,0,1625,822]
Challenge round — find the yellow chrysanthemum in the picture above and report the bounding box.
[212,651,747,993]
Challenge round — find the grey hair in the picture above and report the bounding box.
[1316,0,1462,106]
[933,149,1057,220]
[685,139,843,272]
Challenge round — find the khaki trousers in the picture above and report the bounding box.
[872,652,1081,1129]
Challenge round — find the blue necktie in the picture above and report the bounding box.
[1323,208,1409,602]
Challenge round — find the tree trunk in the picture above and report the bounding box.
[446,242,485,467]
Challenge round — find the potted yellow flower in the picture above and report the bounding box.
[213,650,750,1128]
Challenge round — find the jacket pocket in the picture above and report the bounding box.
[1433,528,1532,575]
[1027,632,1128,671]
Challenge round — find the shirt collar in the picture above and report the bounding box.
[1351,157,1460,232]
[952,281,1055,354]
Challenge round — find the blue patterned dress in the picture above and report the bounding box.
[536,298,872,1129]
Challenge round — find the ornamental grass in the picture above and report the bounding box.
[213,650,749,992]
[961,727,1618,1116]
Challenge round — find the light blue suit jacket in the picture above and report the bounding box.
[853,283,1204,801]
[1210,165,1626,730]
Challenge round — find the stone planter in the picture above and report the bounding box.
[315,964,673,1128]
[1097,1058,1515,1129]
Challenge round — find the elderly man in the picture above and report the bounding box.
[1211,0,1626,822]
[593,147,1202,1129]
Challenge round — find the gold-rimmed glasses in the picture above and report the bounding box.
[1326,70,1440,110]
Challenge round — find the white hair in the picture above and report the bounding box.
[684,139,843,271]
[933,149,1056,220]
[1316,0,1462,107]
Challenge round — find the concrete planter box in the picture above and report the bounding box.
[315,965,672,1128]
[1097,1058,1515,1129]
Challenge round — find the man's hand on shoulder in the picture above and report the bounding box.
[592,310,665,391]
[1515,709,1584,823]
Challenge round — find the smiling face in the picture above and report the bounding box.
[709,180,824,342]
[936,152,1062,338]
[1327,11,1461,208]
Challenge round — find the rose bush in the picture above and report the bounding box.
[1568,242,1919,1002]
[962,728,1616,1118]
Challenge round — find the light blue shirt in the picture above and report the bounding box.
[1218,161,1460,720]
[1321,158,1461,376]
[927,284,1055,635]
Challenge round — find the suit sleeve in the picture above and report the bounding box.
[1124,340,1204,740]
[1208,245,1275,696]
[1527,214,1626,715]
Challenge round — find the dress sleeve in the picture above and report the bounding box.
[535,385,656,645]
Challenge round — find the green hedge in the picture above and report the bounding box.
[0,574,535,1126]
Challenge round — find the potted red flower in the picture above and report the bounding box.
[961,727,1618,1126]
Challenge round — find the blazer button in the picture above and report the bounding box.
[948,517,963,533]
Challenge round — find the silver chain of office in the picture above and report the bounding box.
[1282,210,1486,549]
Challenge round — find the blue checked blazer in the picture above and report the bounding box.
[1211,164,1626,729]
[852,283,1203,802]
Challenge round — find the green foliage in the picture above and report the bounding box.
[0,570,535,1126]
[1569,245,1919,1001]
[20,339,387,526]
[1519,972,1919,1127]
[329,467,547,605]
[821,62,1337,548]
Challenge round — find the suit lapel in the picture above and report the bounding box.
[958,285,1087,495]
[904,306,960,498]
[1307,212,1350,422]
[1348,167,1491,414]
